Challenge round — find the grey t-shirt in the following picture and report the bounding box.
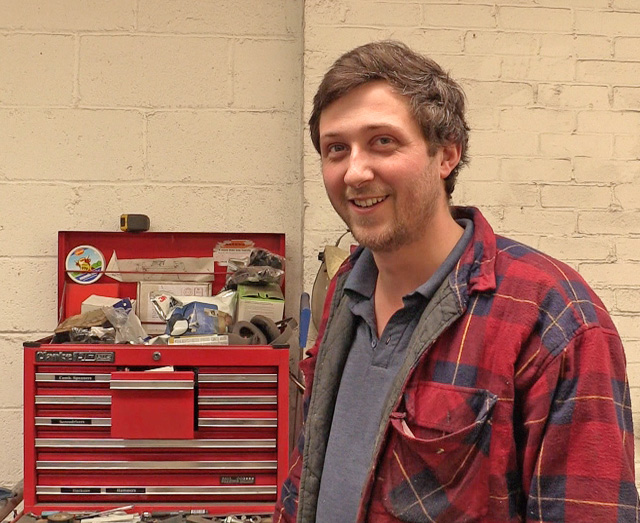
[316,219,473,522]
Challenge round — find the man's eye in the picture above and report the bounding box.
[327,144,347,154]
[376,136,394,145]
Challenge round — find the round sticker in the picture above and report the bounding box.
[65,245,105,284]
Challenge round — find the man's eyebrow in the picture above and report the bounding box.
[319,131,342,140]
[319,123,403,141]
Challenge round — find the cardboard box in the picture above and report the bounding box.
[81,294,128,313]
[137,281,212,323]
[66,282,121,317]
[236,283,284,323]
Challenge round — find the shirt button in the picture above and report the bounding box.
[386,336,391,344]
[371,339,377,348]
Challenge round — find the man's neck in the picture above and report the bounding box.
[372,208,463,335]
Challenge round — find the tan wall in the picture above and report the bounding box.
[0,0,303,486]
[2,0,640,492]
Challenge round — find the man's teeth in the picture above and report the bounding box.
[353,196,385,208]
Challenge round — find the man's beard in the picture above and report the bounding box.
[336,171,441,253]
[349,214,414,253]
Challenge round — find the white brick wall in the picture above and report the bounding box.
[0,0,303,488]
[303,0,640,490]
[2,0,640,495]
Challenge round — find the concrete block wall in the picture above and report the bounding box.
[2,0,640,495]
[0,0,303,486]
[302,0,640,485]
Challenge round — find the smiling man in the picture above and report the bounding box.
[274,41,639,522]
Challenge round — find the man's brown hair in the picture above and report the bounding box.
[309,40,469,197]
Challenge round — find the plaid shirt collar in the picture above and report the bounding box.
[334,206,498,299]
[451,206,497,296]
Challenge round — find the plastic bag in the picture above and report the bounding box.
[225,265,284,289]
[249,248,285,269]
[102,306,148,344]
[225,248,285,289]
[224,249,284,288]
[69,326,116,344]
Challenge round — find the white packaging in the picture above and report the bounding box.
[137,281,212,323]
[81,295,123,314]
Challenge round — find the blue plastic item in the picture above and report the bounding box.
[299,292,311,348]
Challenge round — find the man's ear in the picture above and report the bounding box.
[439,143,462,180]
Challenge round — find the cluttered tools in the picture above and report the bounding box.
[29,510,272,523]
[54,242,292,347]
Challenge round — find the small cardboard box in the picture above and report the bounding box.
[81,294,124,313]
[236,283,284,323]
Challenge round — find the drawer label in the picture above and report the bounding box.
[106,487,146,494]
[221,475,256,485]
[61,487,101,494]
[56,375,96,381]
[51,419,92,425]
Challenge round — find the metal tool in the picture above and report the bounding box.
[148,511,208,518]
[46,513,74,523]
[151,516,180,523]
[185,516,213,523]
[82,514,139,523]
[78,506,135,520]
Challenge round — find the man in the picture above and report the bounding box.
[275,41,639,522]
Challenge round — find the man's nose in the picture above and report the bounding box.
[343,149,374,187]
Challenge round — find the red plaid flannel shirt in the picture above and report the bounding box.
[275,207,639,522]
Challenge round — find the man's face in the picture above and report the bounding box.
[318,80,447,253]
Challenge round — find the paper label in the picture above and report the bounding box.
[213,239,255,266]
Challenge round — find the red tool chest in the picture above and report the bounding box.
[22,231,289,516]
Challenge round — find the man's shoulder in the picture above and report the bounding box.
[494,235,577,281]
[491,234,616,339]
[494,235,587,287]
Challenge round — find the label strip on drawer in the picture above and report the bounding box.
[37,460,278,470]
[37,485,277,495]
[35,373,110,382]
[36,417,111,426]
[198,419,277,428]
[110,380,193,390]
[35,438,277,448]
[35,395,111,405]
[198,374,276,383]
[198,395,277,405]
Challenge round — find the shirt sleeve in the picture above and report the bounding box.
[273,430,303,522]
[517,325,639,521]
[273,348,319,523]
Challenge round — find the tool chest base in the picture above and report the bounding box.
[23,344,289,516]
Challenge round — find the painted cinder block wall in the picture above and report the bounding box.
[0,0,304,485]
[2,0,640,491]
[301,0,640,484]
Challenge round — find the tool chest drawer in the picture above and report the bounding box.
[23,345,289,515]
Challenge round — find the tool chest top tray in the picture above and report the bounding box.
[23,231,288,516]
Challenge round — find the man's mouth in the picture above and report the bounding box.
[352,196,387,208]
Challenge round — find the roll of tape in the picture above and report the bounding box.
[250,315,281,344]
[232,321,267,345]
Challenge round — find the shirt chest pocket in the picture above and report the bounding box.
[378,382,498,523]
